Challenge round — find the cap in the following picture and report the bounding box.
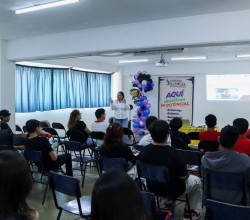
[0,109,11,118]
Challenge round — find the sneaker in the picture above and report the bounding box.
[183,209,201,220]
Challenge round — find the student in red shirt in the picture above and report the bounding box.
[199,114,220,141]
[233,118,250,157]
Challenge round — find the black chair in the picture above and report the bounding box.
[16,124,23,133]
[42,127,65,153]
[123,127,138,146]
[66,129,87,144]
[23,150,64,205]
[176,149,202,177]
[187,132,200,140]
[204,169,249,205]
[136,160,192,219]
[90,131,105,149]
[64,141,94,187]
[99,156,126,174]
[198,140,219,152]
[171,138,188,150]
[206,199,250,220]
[52,122,67,140]
[49,171,91,220]
[22,126,28,133]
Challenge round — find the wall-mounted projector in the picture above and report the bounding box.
[155,54,168,67]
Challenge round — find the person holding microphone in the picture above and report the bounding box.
[110,91,130,128]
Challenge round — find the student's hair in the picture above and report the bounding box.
[26,119,40,133]
[67,109,81,130]
[0,151,34,219]
[118,91,125,99]
[233,118,249,134]
[95,108,105,119]
[219,125,240,148]
[145,116,158,131]
[149,120,169,143]
[91,170,148,220]
[101,123,123,153]
[169,117,182,131]
[205,114,217,128]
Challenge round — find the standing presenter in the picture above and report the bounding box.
[110,91,130,127]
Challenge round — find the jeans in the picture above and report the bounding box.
[113,118,128,127]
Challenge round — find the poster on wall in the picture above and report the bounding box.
[159,76,194,125]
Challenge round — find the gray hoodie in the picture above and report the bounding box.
[201,149,250,204]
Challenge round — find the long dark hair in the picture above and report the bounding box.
[67,109,80,130]
[91,170,148,220]
[0,150,33,219]
[101,123,123,153]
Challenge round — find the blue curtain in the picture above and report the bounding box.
[16,65,111,112]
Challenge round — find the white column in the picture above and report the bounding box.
[0,40,16,131]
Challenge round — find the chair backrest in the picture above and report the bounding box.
[176,149,202,176]
[141,192,157,219]
[24,150,43,163]
[206,199,250,220]
[0,129,14,150]
[123,127,137,146]
[187,131,200,140]
[136,160,168,197]
[171,138,188,150]
[49,171,85,217]
[204,169,249,205]
[15,124,23,133]
[66,130,87,144]
[99,156,126,173]
[52,122,67,132]
[42,127,59,136]
[198,140,219,152]
[64,141,83,152]
[90,131,105,141]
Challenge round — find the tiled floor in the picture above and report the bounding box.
[27,166,206,220]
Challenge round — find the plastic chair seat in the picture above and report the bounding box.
[60,196,91,216]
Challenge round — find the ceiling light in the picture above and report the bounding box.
[15,0,80,14]
[236,54,250,58]
[118,59,148,64]
[171,56,207,61]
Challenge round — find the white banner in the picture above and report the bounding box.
[159,76,194,124]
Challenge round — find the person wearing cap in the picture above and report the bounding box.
[24,119,73,176]
[0,109,12,133]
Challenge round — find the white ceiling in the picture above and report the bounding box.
[3,0,250,65]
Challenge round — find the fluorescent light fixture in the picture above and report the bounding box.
[118,59,148,64]
[236,54,250,58]
[15,0,80,14]
[171,56,207,61]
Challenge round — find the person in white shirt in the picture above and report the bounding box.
[138,116,157,146]
[110,91,130,128]
[91,108,109,133]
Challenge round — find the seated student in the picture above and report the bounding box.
[199,114,220,141]
[0,150,39,219]
[170,117,191,146]
[91,170,148,220]
[24,119,73,176]
[67,109,93,146]
[100,123,137,166]
[138,120,202,220]
[201,125,250,203]
[233,118,250,157]
[138,116,158,146]
[91,108,109,133]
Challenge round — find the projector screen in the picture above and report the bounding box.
[206,74,250,101]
